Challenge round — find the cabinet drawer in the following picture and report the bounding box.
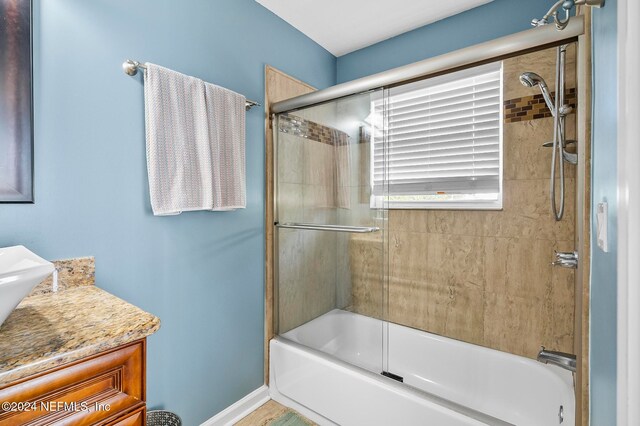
[0,340,146,426]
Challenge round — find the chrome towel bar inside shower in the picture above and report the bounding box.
[275,222,380,233]
[122,59,261,111]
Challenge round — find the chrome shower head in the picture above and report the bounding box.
[519,72,556,115]
[519,72,546,89]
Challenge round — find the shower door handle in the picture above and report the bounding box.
[275,222,380,233]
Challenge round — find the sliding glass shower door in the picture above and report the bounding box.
[274,89,389,375]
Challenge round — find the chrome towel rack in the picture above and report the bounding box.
[275,222,380,233]
[122,59,261,111]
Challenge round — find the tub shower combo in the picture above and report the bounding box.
[268,10,593,426]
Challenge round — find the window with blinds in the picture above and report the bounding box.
[370,62,503,209]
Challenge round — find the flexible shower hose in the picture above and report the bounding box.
[550,45,567,221]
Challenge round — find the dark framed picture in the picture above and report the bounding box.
[0,0,33,202]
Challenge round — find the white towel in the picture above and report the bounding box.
[143,64,246,215]
[204,82,246,211]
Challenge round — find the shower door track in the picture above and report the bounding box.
[271,17,584,115]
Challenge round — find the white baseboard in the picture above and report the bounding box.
[201,385,270,426]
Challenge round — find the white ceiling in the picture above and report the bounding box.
[256,0,494,57]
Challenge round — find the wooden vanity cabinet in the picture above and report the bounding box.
[105,407,145,426]
[0,340,148,426]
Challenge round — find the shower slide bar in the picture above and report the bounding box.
[122,59,261,111]
[271,16,584,114]
[275,222,380,233]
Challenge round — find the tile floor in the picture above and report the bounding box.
[235,400,316,426]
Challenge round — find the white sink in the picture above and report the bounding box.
[0,246,54,327]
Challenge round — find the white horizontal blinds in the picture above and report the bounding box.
[372,62,502,197]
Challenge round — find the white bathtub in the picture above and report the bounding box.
[269,309,574,426]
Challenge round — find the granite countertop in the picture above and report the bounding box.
[0,285,160,387]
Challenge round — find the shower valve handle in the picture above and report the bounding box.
[552,251,578,268]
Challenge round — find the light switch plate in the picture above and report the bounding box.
[596,201,608,252]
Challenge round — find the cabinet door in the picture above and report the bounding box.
[0,340,146,425]
[106,407,145,426]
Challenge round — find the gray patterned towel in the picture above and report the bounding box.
[143,63,246,215]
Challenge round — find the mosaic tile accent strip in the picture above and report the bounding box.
[31,256,95,295]
[504,88,577,123]
[278,113,350,145]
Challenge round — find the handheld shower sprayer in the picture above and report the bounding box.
[518,72,556,116]
[518,45,575,221]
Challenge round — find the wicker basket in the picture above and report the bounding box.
[147,410,182,426]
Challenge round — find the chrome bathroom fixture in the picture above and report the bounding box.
[532,0,605,30]
[537,346,577,372]
[275,223,379,233]
[519,72,556,112]
[519,44,576,221]
[122,59,145,76]
[122,59,261,110]
[553,251,579,269]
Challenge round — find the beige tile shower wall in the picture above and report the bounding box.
[350,45,577,359]
[336,128,376,310]
[350,232,385,319]
[504,44,577,100]
[278,131,338,333]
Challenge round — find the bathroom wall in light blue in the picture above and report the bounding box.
[0,1,334,425]
[590,0,618,424]
[336,0,553,83]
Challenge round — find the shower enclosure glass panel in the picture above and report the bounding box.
[272,41,580,425]
[275,89,388,375]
